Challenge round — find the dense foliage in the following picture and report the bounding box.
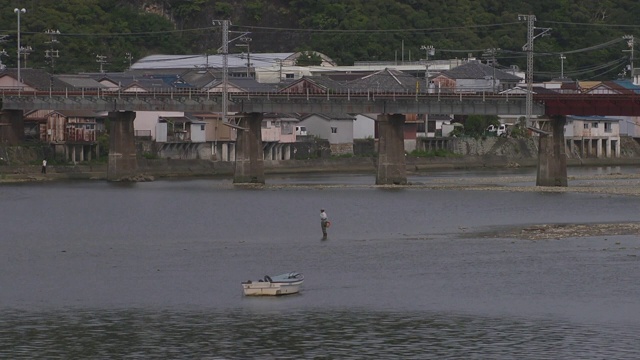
[0,0,638,79]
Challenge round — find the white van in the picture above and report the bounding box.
[486,124,509,137]
[295,126,307,136]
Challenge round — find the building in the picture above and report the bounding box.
[564,115,621,158]
[298,113,355,155]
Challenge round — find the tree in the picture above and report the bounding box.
[295,51,323,66]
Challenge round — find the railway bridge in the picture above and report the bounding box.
[2,88,640,186]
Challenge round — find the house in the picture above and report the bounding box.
[346,68,419,92]
[23,109,101,162]
[190,113,238,161]
[154,114,210,160]
[563,115,621,158]
[425,114,454,137]
[262,113,298,160]
[203,77,279,93]
[432,60,522,93]
[278,76,346,94]
[298,113,355,154]
[353,114,376,139]
[0,68,69,90]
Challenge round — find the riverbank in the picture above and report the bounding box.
[3,155,640,183]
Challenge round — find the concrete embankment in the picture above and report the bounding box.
[4,136,640,182]
[4,155,640,183]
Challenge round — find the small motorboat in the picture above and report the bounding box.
[242,272,304,296]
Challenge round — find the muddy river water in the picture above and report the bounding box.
[1,167,639,358]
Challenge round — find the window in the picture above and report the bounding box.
[592,122,598,128]
[331,127,337,133]
[583,124,589,129]
[201,125,205,131]
[285,73,295,79]
[604,122,612,133]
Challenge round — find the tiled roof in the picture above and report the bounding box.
[0,68,68,89]
[208,77,280,92]
[347,68,419,91]
[278,76,346,93]
[55,75,105,89]
[302,113,355,121]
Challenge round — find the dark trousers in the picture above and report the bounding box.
[41,166,46,174]
[321,220,328,237]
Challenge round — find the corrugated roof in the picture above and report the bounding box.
[132,53,296,70]
[302,113,355,121]
[567,115,621,122]
[439,61,521,81]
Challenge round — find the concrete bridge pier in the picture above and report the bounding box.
[0,110,25,145]
[536,115,568,187]
[376,113,407,185]
[234,112,265,184]
[107,111,138,181]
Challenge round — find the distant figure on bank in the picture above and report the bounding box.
[41,159,47,174]
[320,209,329,239]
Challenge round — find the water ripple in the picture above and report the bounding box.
[1,309,638,359]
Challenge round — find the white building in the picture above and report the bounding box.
[353,114,376,139]
[299,113,355,155]
[564,116,621,158]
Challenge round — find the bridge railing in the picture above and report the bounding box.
[0,86,528,102]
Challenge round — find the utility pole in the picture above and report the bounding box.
[623,35,634,80]
[19,45,33,68]
[125,52,133,70]
[420,45,434,93]
[483,47,500,92]
[14,8,26,83]
[518,14,551,127]
[235,36,252,78]
[96,54,107,73]
[212,20,230,124]
[0,35,8,70]
[44,29,60,74]
[560,53,566,79]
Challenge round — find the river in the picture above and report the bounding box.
[1,167,639,359]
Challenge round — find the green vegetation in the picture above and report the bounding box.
[0,1,636,79]
[142,152,159,159]
[410,149,458,158]
[331,153,353,159]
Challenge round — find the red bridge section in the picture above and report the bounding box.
[536,94,640,116]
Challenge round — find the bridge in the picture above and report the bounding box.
[2,88,640,186]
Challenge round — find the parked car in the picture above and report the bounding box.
[486,124,509,137]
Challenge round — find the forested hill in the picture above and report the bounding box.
[0,0,638,80]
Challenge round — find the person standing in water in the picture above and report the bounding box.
[320,209,329,239]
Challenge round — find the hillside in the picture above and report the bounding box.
[0,0,638,80]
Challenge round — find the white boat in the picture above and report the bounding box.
[241,272,304,296]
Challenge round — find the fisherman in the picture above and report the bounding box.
[320,209,329,239]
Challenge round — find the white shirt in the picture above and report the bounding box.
[42,160,47,166]
[320,211,328,221]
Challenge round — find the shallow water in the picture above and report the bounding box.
[1,169,640,358]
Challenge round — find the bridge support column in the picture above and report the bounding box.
[234,112,265,184]
[376,114,407,185]
[0,110,25,145]
[107,111,138,181]
[536,115,567,187]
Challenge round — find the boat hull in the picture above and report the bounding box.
[242,272,304,296]
[242,281,303,296]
